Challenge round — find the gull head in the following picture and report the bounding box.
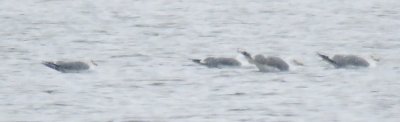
[370,55,380,62]
[90,60,98,66]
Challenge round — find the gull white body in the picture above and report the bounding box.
[42,60,97,73]
[238,50,289,72]
[192,57,241,68]
[317,53,374,68]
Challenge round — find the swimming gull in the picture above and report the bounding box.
[42,60,97,73]
[317,53,370,68]
[238,50,289,72]
[191,57,241,68]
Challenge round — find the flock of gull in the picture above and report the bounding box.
[41,49,377,73]
[191,49,375,72]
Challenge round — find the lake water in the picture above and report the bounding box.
[1,0,400,121]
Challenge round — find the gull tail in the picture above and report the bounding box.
[191,59,204,65]
[317,53,337,67]
[42,61,60,71]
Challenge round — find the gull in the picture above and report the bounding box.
[191,57,241,68]
[42,60,97,73]
[317,53,370,68]
[238,49,289,72]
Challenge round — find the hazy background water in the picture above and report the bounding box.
[1,0,400,121]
